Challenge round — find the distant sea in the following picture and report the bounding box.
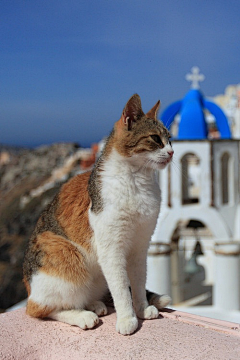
[0,140,92,152]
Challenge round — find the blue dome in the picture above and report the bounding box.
[178,90,208,139]
[161,89,231,140]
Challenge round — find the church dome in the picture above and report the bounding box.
[161,67,231,140]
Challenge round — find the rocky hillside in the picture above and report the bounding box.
[0,142,95,311]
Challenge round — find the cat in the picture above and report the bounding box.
[23,94,173,335]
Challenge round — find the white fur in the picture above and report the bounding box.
[89,147,171,335]
[29,270,106,311]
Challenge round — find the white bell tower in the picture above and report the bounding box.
[147,68,240,310]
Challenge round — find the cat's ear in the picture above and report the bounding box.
[120,94,144,131]
[146,100,161,120]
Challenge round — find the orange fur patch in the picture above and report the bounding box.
[26,299,53,318]
[23,278,31,296]
[57,171,93,252]
[115,115,125,134]
[37,231,89,284]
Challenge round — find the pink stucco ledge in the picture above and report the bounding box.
[1,307,240,360]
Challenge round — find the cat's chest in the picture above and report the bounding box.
[101,170,161,218]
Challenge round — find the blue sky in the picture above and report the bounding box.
[1,0,239,148]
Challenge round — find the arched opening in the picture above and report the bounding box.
[170,219,213,305]
[221,152,234,205]
[204,110,220,139]
[181,153,201,205]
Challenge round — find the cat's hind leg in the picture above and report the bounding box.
[25,231,106,330]
[26,271,101,329]
[26,297,100,329]
[86,300,108,316]
[48,309,99,329]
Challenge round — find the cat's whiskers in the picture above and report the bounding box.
[163,112,174,130]
[170,159,188,182]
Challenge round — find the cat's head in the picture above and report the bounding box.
[112,94,173,170]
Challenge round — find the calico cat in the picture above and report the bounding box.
[23,94,173,335]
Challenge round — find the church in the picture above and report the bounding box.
[147,67,240,322]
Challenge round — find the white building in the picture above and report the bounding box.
[147,68,240,322]
[213,84,240,139]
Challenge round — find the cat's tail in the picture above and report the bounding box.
[146,290,171,309]
[103,289,171,309]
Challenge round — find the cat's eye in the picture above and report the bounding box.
[169,138,172,146]
[150,135,163,147]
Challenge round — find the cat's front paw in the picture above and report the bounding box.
[87,301,108,316]
[137,305,159,320]
[116,316,138,335]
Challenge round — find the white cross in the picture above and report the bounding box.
[185,66,205,89]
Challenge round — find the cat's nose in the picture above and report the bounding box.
[167,150,174,157]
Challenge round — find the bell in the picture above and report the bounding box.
[184,240,204,275]
[184,254,201,275]
[194,240,204,256]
